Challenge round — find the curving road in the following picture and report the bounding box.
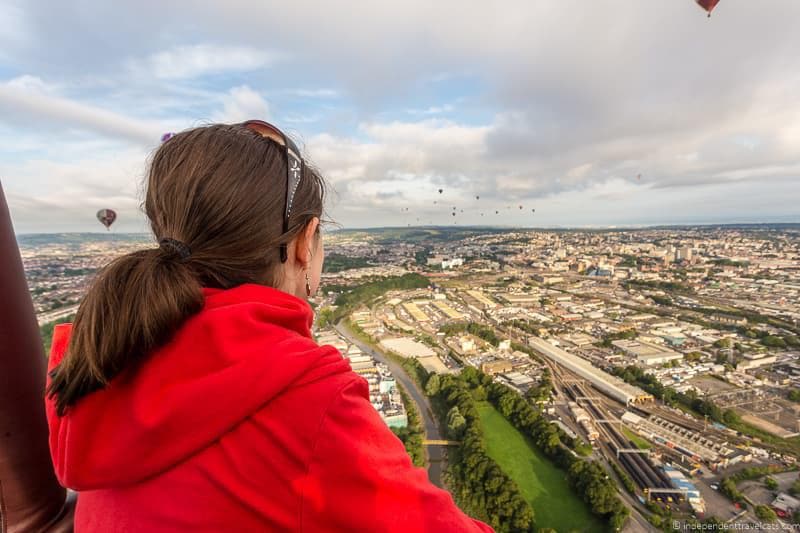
[334,321,447,488]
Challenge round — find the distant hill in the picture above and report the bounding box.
[16,233,151,247]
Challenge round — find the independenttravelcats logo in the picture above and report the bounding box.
[673,521,800,531]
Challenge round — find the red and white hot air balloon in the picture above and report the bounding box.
[695,0,720,17]
[96,208,117,230]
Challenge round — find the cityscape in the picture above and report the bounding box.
[4,1,800,530]
[23,224,800,531]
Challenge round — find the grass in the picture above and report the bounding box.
[476,402,604,533]
[621,425,651,450]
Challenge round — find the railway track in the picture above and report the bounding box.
[566,382,676,499]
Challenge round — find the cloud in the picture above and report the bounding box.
[0,76,163,146]
[128,44,281,80]
[211,85,270,123]
[3,149,149,233]
[2,0,800,230]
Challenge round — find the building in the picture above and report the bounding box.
[738,353,778,370]
[676,247,693,262]
[771,493,799,519]
[379,337,436,358]
[533,274,564,285]
[442,257,464,269]
[528,337,653,405]
[612,339,683,366]
[482,360,513,375]
[710,314,747,326]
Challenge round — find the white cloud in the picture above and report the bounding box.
[129,44,281,80]
[0,76,164,146]
[284,88,340,98]
[211,85,270,123]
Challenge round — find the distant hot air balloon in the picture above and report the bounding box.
[519,205,523,210]
[438,189,443,194]
[695,0,720,17]
[495,210,499,214]
[96,208,117,230]
[452,212,456,217]
[531,208,536,213]
[161,132,175,142]
[636,173,642,181]
[434,200,437,205]
[476,195,480,200]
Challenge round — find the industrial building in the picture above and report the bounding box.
[612,339,683,366]
[528,337,653,405]
[663,465,705,517]
[621,411,735,465]
[482,360,513,375]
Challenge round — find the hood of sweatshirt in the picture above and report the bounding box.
[45,283,350,490]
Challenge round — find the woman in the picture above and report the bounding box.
[45,122,493,532]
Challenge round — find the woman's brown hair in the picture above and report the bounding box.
[47,123,327,415]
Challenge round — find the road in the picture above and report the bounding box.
[37,304,79,326]
[335,320,447,488]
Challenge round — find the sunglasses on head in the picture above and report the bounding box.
[240,120,305,263]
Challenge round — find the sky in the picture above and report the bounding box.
[1,0,799,233]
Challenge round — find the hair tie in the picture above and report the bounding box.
[159,237,192,261]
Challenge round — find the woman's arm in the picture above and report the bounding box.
[298,378,494,533]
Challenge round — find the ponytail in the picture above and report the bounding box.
[47,248,203,416]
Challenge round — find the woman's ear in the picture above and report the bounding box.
[296,218,320,267]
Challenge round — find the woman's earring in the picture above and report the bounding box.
[305,271,312,297]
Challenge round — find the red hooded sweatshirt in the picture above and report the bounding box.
[45,283,493,532]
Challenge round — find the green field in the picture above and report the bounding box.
[621,425,651,449]
[476,402,604,533]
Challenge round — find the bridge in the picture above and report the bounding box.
[423,439,460,446]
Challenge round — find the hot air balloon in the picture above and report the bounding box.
[96,209,117,230]
[519,205,523,210]
[438,189,443,194]
[161,132,175,142]
[476,195,480,200]
[696,0,720,17]
[531,208,536,213]
[495,210,499,214]
[452,212,456,217]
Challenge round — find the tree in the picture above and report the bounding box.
[425,374,441,396]
[446,406,466,438]
[764,477,779,491]
[684,351,704,363]
[789,477,800,496]
[714,337,733,349]
[472,385,487,401]
[761,336,786,349]
[722,409,740,425]
[755,505,777,522]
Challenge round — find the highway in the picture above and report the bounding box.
[334,320,448,488]
[37,304,79,326]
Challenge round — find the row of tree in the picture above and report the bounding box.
[440,321,501,347]
[430,366,629,531]
[328,273,430,321]
[426,370,536,532]
[465,368,628,530]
